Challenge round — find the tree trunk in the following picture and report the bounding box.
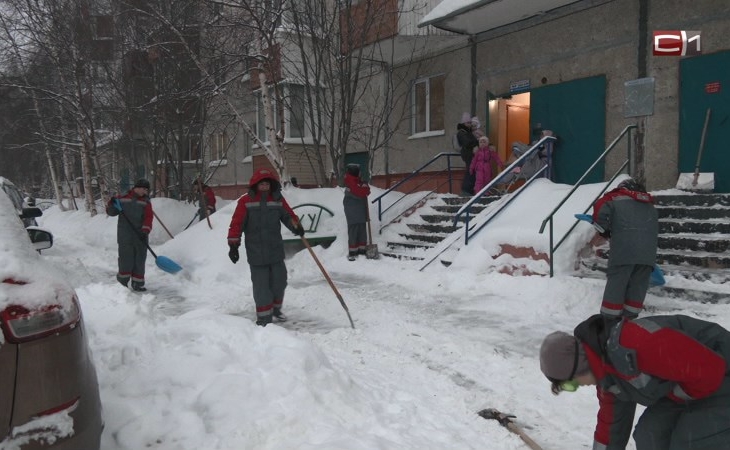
[259,70,288,182]
[79,125,97,216]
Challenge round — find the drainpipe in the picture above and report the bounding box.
[384,61,393,188]
[470,35,477,115]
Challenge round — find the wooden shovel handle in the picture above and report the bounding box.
[300,236,355,329]
[506,423,543,450]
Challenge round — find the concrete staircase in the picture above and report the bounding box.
[578,192,730,302]
[380,194,502,260]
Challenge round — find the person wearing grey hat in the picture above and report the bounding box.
[540,314,730,450]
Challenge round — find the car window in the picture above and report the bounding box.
[1,182,24,212]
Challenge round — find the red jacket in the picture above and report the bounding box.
[575,315,728,449]
[202,186,216,209]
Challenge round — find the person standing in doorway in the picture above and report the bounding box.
[106,178,153,292]
[457,112,478,196]
[227,168,304,326]
[470,137,504,194]
[343,163,371,261]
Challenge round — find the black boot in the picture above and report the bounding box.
[273,308,287,322]
[256,315,272,327]
[116,276,129,288]
[131,282,147,292]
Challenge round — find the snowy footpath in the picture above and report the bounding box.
[36,186,730,450]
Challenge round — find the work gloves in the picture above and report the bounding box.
[293,223,305,237]
[228,244,240,264]
[112,198,122,211]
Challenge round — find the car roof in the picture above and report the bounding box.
[0,190,75,313]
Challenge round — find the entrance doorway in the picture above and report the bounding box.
[488,92,531,164]
[487,75,606,185]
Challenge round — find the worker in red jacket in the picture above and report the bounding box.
[106,178,154,291]
[540,314,730,450]
[227,169,304,326]
[342,164,371,261]
[192,180,217,221]
[592,178,658,325]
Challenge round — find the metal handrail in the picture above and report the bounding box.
[453,136,557,244]
[371,152,463,231]
[538,124,637,277]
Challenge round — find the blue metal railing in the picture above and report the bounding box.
[453,136,557,244]
[538,124,637,277]
[371,152,463,232]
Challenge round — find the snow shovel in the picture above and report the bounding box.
[574,214,665,286]
[365,206,379,259]
[113,199,183,274]
[676,107,714,191]
[478,408,543,450]
[299,235,355,329]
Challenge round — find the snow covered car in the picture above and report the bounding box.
[0,177,43,228]
[0,189,103,449]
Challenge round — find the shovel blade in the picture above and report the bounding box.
[365,244,379,259]
[650,264,665,286]
[156,255,183,274]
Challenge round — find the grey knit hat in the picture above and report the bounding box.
[539,331,590,381]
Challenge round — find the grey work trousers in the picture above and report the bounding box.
[249,261,287,322]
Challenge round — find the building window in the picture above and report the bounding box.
[208,131,228,160]
[256,84,312,142]
[288,84,307,139]
[412,74,445,134]
[185,135,201,161]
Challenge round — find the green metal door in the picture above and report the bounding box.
[680,50,730,193]
[344,152,370,181]
[530,75,607,184]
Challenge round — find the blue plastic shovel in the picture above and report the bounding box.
[574,213,665,286]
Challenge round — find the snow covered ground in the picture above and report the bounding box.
[34,180,730,450]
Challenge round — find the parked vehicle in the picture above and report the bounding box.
[0,177,54,251]
[0,188,103,449]
[0,177,41,228]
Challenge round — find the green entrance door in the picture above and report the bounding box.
[530,75,607,184]
[344,152,370,181]
[680,50,730,193]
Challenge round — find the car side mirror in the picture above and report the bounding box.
[21,207,43,219]
[27,227,53,251]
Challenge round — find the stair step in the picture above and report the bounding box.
[397,232,448,244]
[407,223,459,234]
[386,240,434,251]
[421,214,471,224]
[654,194,730,207]
[656,250,730,269]
[432,204,488,214]
[658,235,730,253]
[380,250,426,261]
[575,265,730,304]
[441,195,501,206]
[656,206,730,220]
[659,220,730,234]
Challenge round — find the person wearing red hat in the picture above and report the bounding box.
[227,168,304,326]
[540,314,730,450]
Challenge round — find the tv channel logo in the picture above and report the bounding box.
[653,31,701,56]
